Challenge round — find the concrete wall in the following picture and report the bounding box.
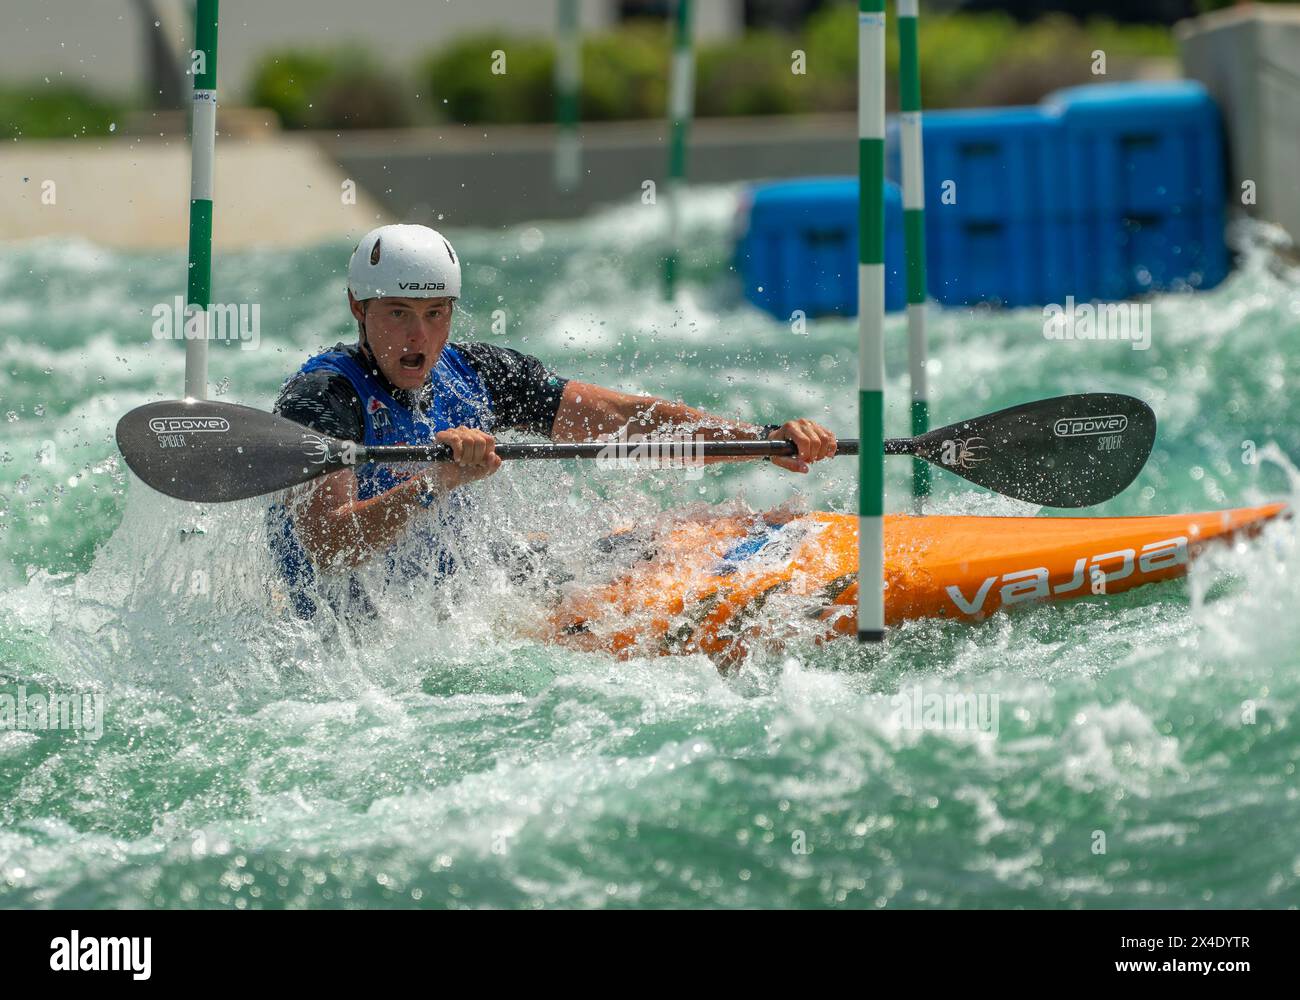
[0,114,849,247]
[327,114,855,228]
[2,0,744,100]
[1178,4,1300,241]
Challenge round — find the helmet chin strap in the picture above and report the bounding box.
[357,300,378,368]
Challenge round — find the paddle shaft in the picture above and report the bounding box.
[359,439,878,462]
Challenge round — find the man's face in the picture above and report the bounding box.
[350,294,454,390]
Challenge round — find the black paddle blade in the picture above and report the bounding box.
[910,393,1156,507]
[115,400,353,503]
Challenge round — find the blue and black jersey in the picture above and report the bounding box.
[267,341,570,619]
[274,340,568,443]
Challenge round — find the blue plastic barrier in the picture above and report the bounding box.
[735,80,1228,317]
[734,177,905,319]
[1048,82,1228,297]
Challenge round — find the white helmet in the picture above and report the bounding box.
[347,224,461,301]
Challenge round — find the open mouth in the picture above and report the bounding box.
[398,352,426,371]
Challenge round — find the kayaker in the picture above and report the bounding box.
[269,223,836,617]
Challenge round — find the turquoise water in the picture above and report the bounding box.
[2,190,1299,908]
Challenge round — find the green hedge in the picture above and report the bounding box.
[577,24,669,121]
[418,8,1176,125]
[417,23,670,124]
[0,6,1176,136]
[0,84,122,139]
[801,6,1177,112]
[417,32,555,124]
[697,30,810,117]
[248,47,412,129]
[242,9,1177,129]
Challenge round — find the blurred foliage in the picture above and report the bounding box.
[804,5,1177,112]
[1195,0,1288,8]
[579,24,669,120]
[249,48,411,129]
[411,5,1178,125]
[418,32,554,124]
[0,6,1174,135]
[696,30,807,116]
[0,84,122,139]
[418,24,670,123]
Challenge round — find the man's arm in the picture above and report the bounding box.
[453,342,833,473]
[274,368,501,568]
[550,381,836,474]
[287,466,428,569]
[286,428,501,569]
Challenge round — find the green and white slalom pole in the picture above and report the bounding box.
[184,0,218,401]
[663,0,694,298]
[858,0,886,643]
[897,0,930,511]
[554,0,581,192]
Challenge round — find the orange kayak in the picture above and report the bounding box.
[545,503,1287,660]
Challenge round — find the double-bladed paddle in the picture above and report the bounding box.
[114,392,1155,507]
